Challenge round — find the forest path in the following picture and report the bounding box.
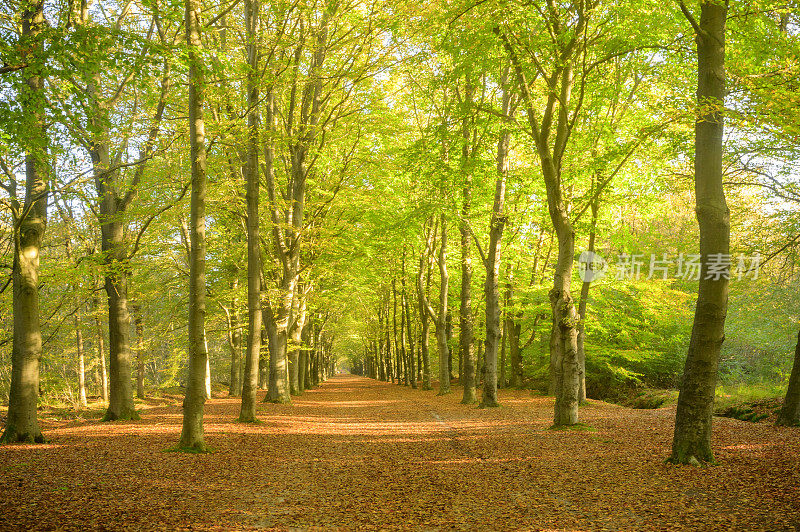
[1,375,799,530]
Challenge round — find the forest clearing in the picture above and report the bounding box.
[2,375,799,531]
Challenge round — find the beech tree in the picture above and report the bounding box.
[669,0,729,466]
[178,0,210,453]
[1,0,48,444]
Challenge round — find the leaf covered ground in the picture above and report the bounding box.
[1,375,799,531]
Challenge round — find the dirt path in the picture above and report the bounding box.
[1,375,799,530]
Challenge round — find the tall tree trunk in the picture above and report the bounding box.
[239,0,262,422]
[264,84,291,405]
[417,242,433,390]
[777,330,800,426]
[481,105,510,408]
[437,217,451,395]
[178,0,210,452]
[2,0,48,445]
[576,194,599,403]
[670,1,729,465]
[500,11,587,427]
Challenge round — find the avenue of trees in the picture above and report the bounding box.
[1,0,799,465]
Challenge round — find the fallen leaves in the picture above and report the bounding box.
[0,375,798,531]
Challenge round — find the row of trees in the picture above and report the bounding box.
[1,0,798,463]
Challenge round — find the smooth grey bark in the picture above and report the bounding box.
[777,330,800,426]
[2,0,48,444]
[178,0,209,452]
[670,0,729,465]
[239,0,262,423]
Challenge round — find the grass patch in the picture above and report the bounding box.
[714,383,785,411]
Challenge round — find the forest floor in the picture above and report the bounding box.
[1,375,799,531]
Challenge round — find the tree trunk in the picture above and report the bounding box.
[670,1,729,465]
[437,217,451,395]
[500,9,587,427]
[2,0,48,445]
[289,292,308,394]
[178,0,210,452]
[481,113,510,408]
[266,298,291,402]
[777,330,800,426]
[458,196,475,402]
[239,0,262,423]
[265,85,292,405]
